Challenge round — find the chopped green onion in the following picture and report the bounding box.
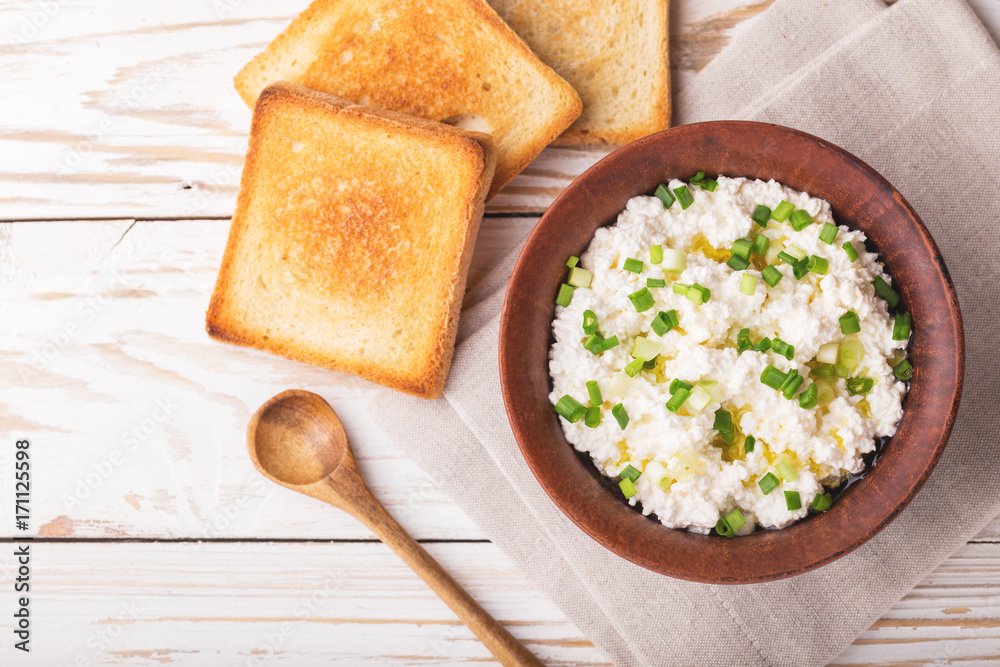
[586,380,603,407]
[758,472,780,495]
[654,183,675,209]
[847,377,874,395]
[556,283,574,307]
[816,342,839,365]
[661,248,687,273]
[781,370,804,399]
[690,171,705,183]
[792,258,810,280]
[753,234,770,256]
[702,178,719,192]
[839,338,864,370]
[775,456,798,482]
[600,335,619,351]
[665,388,691,413]
[624,357,645,377]
[651,310,679,336]
[620,464,642,482]
[839,310,861,334]
[744,435,756,453]
[737,328,753,353]
[583,334,605,355]
[760,365,788,390]
[772,338,794,360]
[893,359,913,381]
[566,256,579,268]
[669,379,693,394]
[568,266,593,287]
[619,478,637,499]
[777,251,800,265]
[751,337,772,353]
[723,508,745,533]
[628,287,655,312]
[584,406,601,428]
[771,200,795,222]
[740,273,757,296]
[650,245,663,264]
[814,380,836,407]
[789,209,814,231]
[835,361,851,379]
[819,222,838,245]
[784,490,802,511]
[716,517,735,538]
[810,363,836,378]
[647,278,666,288]
[761,265,783,287]
[686,284,711,305]
[612,403,629,429]
[812,493,832,512]
[786,245,807,261]
[727,254,750,270]
[873,276,900,308]
[843,241,859,262]
[732,239,753,259]
[630,337,662,361]
[686,385,713,413]
[672,282,689,295]
[554,395,586,422]
[673,185,694,210]
[623,257,643,274]
[752,205,772,226]
[713,409,733,436]
[798,383,818,409]
[806,255,829,275]
[643,356,658,370]
[582,310,598,335]
[892,312,911,341]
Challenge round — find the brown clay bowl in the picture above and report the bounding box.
[499,121,964,584]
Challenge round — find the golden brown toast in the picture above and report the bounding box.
[487,0,670,145]
[234,0,580,200]
[207,83,497,399]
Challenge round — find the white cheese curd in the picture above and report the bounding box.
[549,176,910,535]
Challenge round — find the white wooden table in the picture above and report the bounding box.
[3,1,1000,664]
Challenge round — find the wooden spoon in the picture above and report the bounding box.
[247,389,543,667]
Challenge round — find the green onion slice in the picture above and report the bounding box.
[586,380,603,407]
[792,258,810,280]
[673,185,694,210]
[727,254,750,271]
[556,283,574,307]
[798,383,818,409]
[760,365,787,390]
[811,493,832,512]
[816,341,839,365]
[839,310,861,335]
[690,171,705,183]
[582,310,598,335]
[806,255,829,275]
[612,403,629,429]
[810,363,836,378]
[758,472,780,495]
[647,278,666,288]
[771,200,795,222]
[654,183,675,209]
[892,312,911,341]
[623,257,643,274]
[630,337,662,361]
[686,284,711,305]
[893,359,913,381]
[584,406,601,428]
[819,222,838,245]
[847,377,874,395]
[753,234,770,256]
[781,372,804,399]
[651,309,679,336]
[843,241,859,262]
[665,388,691,413]
[713,409,734,436]
[772,338,794,360]
[568,266,593,287]
[785,490,802,511]
[702,178,719,191]
[669,379,694,394]
[716,517,735,538]
[650,245,664,264]
[737,328,752,353]
[775,456,798,482]
[624,357,645,377]
[752,205,772,226]
[731,239,753,259]
[789,209,814,231]
[619,478,637,499]
[839,338,864,370]
[751,337,772,353]
[583,334,605,355]
[744,435,756,453]
[672,282,689,295]
[723,508,745,533]
[786,245,807,261]
[661,248,687,273]
[620,464,642,482]
[628,287,655,312]
[566,256,579,268]
[873,276,900,308]
[761,265,783,287]
[600,335,619,351]
[777,251,800,265]
[554,395,586,422]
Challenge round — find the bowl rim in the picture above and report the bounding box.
[499,120,964,583]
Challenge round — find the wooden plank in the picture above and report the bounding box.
[0,0,771,220]
[0,217,534,540]
[7,540,1000,665]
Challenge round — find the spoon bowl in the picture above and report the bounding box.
[246,390,543,667]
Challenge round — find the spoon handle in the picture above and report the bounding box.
[329,475,544,667]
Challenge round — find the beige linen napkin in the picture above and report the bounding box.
[371,0,1000,664]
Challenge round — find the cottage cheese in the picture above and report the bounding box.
[548,176,910,534]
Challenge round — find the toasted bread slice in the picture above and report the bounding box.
[207,83,497,399]
[234,0,580,200]
[487,0,670,145]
